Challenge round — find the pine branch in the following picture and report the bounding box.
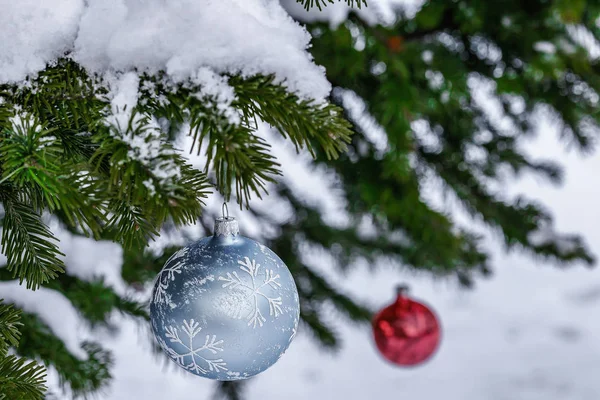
[296,0,367,11]
[0,301,46,400]
[6,59,108,161]
[91,109,211,229]
[419,147,595,265]
[16,313,112,398]
[0,191,65,290]
[0,111,105,237]
[137,72,354,206]
[0,354,46,400]
[186,113,279,205]
[299,267,373,322]
[36,272,150,327]
[104,200,159,249]
[231,75,353,160]
[121,245,182,287]
[0,301,22,354]
[0,56,360,399]
[140,75,282,205]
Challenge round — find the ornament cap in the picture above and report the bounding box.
[396,284,410,296]
[214,216,239,237]
[214,203,239,237]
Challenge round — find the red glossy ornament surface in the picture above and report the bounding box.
[372,289,441,366]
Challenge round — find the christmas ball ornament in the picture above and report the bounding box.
[372,285,441,367]
[149,204,300,381]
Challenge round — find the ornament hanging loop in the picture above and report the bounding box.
[222,202,230,220]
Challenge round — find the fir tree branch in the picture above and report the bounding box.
[0,301,22,354]
[299,267,373,322]
[0,354,47,400]
[0,191,65,290]
[300,307,339,348]
[139,73,353,206]
[0,302,46,400]
[104,201,159,249]
[0,167,25,186]
[419,146,595,265]
[0,112,105,237]
[121,245,182,287]
[231,75,353,160]
[7,59,109,161]
[142,75,282,205]
[39,272,150,327]
[91,109,211,230]
[0,55,360,399]
[16,313,112,398]
[195,123,280,205]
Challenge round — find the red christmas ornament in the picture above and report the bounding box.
[372,285,441,366]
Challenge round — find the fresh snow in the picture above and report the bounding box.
[527,223,581,256]
[55,226,130,297]
[0,280,91,360]
[0,0,331,102]
[0,0,84,84]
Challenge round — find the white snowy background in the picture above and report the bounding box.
[2,0,600,399]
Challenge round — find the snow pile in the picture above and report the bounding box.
[0,0,330,101]
[0,280,91,359]
[57,233,130,298]
[527,224,580,256]
[0,0,84,83]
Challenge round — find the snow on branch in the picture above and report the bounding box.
[0,0,330,102]
[527,222,593,264]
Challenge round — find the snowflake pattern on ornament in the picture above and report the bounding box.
[218,257,283,328]
[153,247,189,306]
[160,319,228,374]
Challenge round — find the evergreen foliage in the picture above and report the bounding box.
[0,301,46,400]
[1,0,599,399]
[303,0,599,282]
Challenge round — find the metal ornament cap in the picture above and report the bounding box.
[214,216,240,237]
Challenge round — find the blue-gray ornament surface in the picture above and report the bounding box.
[149,216,300,381]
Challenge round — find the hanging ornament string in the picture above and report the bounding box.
[149,205,300,381]
[222,202,229,220]
[372,284,441,367]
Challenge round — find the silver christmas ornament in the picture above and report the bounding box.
[149,204,300,381]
